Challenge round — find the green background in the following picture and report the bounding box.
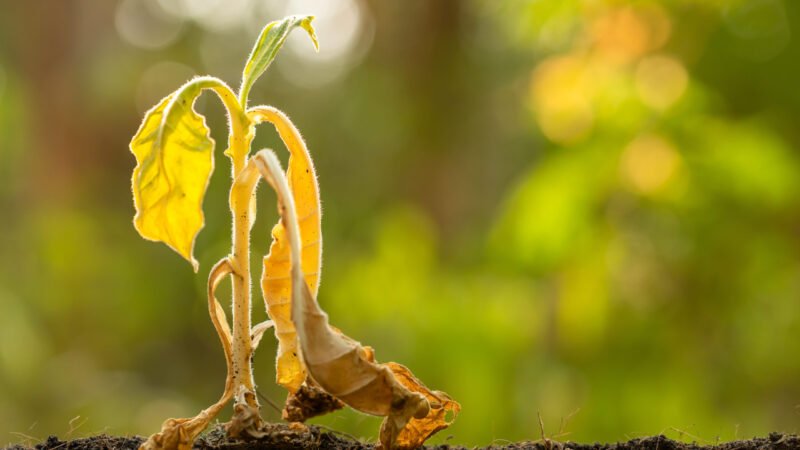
[1,0,799,446]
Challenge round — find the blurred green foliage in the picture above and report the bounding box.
[1,0,799,446]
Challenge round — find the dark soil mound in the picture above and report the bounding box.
[5,425,799,450]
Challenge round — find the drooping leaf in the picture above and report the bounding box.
[252,149,459,449]
[252,106,321,393]
[386,362,461,449]
[139,258,236,450]
[130,77,236,271]
[239,15,319,104]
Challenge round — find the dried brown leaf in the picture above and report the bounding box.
[386,362,461,449]
[251,149,459,449]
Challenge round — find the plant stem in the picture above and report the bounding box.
[227,107,259,415]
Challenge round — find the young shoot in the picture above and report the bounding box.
[130,15,318,449]
[129,14,458,450]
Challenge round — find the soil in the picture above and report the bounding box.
[5,425,800,450]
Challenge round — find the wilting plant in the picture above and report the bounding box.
[129,15,459,450]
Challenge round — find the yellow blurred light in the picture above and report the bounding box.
[635,55,689,111]
[620,134,682,195]
[591,5,672,64]
[530,55,595,145]
[538,102,595,146]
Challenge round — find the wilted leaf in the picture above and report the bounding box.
[252,149,459,449]
[253,106,321,393]
[386,362,461,449]
[239,16,318,104]
[139,258,236,450]
[130,77,236,271]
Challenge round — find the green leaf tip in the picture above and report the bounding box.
[239,15,320,105]
[300,16,320,52]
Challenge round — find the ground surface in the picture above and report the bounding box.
[5,425,800,450]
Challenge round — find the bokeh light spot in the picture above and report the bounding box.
[635,55,688,111]
[530,55,595,145]
[591,5,671,64]
[115,0,184,50]
[274,0,374,88]
[621,133,681,195]
[537,102,594,146]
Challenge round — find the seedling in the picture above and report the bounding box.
[129,15,458,450]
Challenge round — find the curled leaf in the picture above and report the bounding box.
[208,258,235,373]
[139,258,236,450]
[386,363,461,449]
[130,77,238,271]
[239,16,319,104]
[251,149,459,449]
[252,106,321,394]
[250,320,274,351]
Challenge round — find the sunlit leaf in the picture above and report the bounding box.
[252,106,321,393]
[239,15,319,104]
[130,77,235,271]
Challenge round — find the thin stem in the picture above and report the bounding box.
[228,122,259,414]
[233,148,302,312]
[190,78,258,407]
[238,85,250,112]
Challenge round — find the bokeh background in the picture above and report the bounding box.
[1,0,800,446]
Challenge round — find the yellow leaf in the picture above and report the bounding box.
[252,106,321,393]
[131,77,236,271]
